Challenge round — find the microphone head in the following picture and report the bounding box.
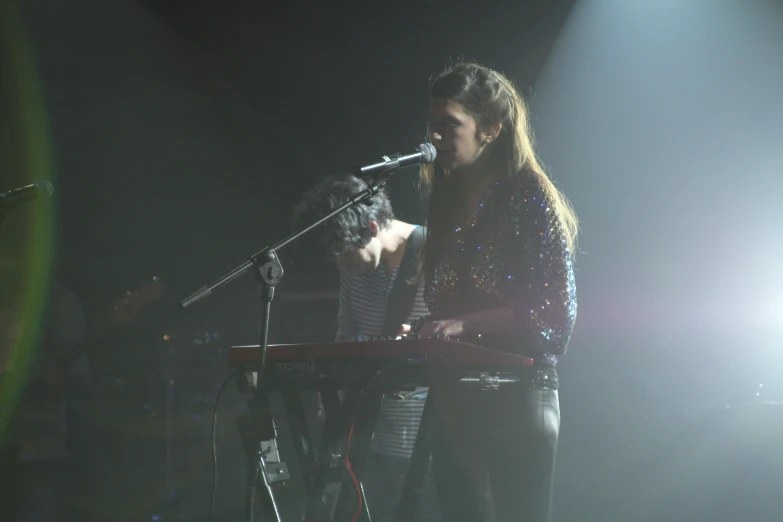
[35,180,54,197]
[418,143,437,164]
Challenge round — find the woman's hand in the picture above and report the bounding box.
[418,318,465,337]
[396,324,412,338]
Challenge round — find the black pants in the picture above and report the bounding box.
[431,383,560,522]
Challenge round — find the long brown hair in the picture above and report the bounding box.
[419,62,578,279]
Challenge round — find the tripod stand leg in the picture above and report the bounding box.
[237,389,283,522]
[245,447,282,522]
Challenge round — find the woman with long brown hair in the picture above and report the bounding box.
[413,62,578,522]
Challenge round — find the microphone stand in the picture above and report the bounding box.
[179,169,401,522]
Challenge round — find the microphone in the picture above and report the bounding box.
[0,180,54,208]
[353,143,437,177]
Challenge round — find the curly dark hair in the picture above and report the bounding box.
[292,174,395,259]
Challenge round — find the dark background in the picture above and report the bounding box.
[2,0,783,521]
[25,0,572,326]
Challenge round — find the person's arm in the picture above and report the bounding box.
[418,307,516,336]
[502,177,575,354]
[420,176,575,354]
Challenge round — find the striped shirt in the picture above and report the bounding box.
[337,265,429,339]
[337,254,429,459]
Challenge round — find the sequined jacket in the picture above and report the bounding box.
[423,169,577,369]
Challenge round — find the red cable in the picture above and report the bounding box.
[345,419,363,522]
[344,365,395,522]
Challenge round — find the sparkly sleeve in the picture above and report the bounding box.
[504,175,576,356]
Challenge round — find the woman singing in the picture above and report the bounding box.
[413,63,578,522]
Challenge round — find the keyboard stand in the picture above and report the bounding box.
[268,369,437,522]
[276,374,386,522]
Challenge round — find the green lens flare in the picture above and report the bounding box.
[0,1,56,442]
